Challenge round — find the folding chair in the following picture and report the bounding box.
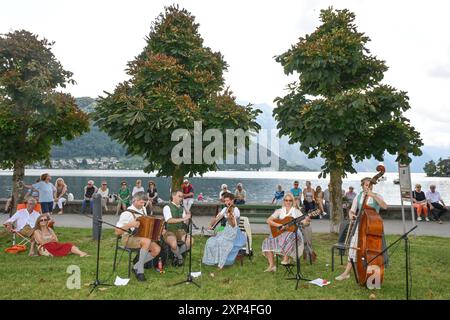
[113,235,140,278]
[235,216,254,265]
[331,221,350,271]
[10,203,41,246]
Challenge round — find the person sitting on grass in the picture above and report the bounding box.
[3,197,41,256]
[33,214,89,257]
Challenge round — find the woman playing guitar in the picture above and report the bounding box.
[335,167,388,282]
[261,193,311,272]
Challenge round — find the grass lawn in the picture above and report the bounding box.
[1,227,449,300]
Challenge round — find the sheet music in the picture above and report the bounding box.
[309,278,330,287]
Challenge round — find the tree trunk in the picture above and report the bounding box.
[11,160,25,216]
[329,168,343,234]
[171,166,184,196]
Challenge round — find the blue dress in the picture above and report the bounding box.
[202,220,246,268]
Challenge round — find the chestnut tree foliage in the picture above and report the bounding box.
[273,8,422,231]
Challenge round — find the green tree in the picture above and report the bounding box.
[423,160,437,177]
[436,157,450,176]
[0,30,89,211]
[273,8,422,232]
[93,5,260,191]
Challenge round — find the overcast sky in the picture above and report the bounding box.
[2,0,450,148]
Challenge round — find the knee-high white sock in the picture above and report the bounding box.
[179,244,188,255]
[171,247,182,259]
[134,248,148,274]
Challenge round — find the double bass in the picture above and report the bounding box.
[354,164,386,287]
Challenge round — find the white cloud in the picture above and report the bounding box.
[2,0,450,148]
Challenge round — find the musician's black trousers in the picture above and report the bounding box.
[430,203,447,220]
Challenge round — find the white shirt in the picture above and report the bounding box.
[350,193,384,213]
[271,207,302,220]
[132,186,145,196]
[219,190,229,199]
[5,208,41,232]
[98,188,109,198]
[116,205,147,231]
[163,202,187,221]
[426,191,442,203]
[217,206,241,219]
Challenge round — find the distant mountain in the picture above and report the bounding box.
[51,97,127,159]
[52,98,447,172]
[246,101,449,173]
[49,98,312,171]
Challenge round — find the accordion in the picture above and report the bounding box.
[135,216,165,241]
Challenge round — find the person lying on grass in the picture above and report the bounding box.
[33,214,89,257]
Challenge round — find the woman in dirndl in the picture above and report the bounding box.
[335,177,388,281]
[262,193,310,272]
[33,215,88,257]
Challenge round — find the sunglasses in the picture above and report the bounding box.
[284,199,293,202]
[40,219,48,222]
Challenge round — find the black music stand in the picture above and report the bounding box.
[281,219,311,290]
[171,217,200,288]
[85,215,133,295]
[89,218,114,294]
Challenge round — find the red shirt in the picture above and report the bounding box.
[182,183,194,198]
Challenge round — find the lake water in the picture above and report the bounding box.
[1,169,449,204]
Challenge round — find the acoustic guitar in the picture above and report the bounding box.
[270,208,321,238]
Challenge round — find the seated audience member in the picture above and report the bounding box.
[412,184,429,221]
[132,179,145,197]
[219,184,229,203]
[54,178,68,215]
[116,181,131,215]
[343,186,357,216]
[315,186,325,215]
[272,185,285,205]
[98,181,110,212]
[290,181,302,208]
[303,181,316,212]
[426,185,447,224]
[146,181,158,214]
[34,214,88,257]
[234,183,246,205]
[182,179,195,211]
[4,194,13,215]
[81,180,98,214]
[3,198,41,256]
